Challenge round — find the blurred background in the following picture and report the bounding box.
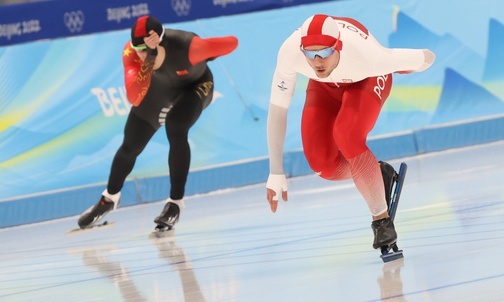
[1,0,503,228]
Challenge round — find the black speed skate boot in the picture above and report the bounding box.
[372,217,397,250]
[154,201,181,231]
[377,161,407,262]
[78,196,119,229]
[379,161,398,210]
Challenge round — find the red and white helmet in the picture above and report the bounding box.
[300,14,340,48]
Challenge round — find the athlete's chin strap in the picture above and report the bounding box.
[159,28,165,43]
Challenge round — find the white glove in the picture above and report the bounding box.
[416,49,436,72]
[266,174,288,213]
[266,174,288,201]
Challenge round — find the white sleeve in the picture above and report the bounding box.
[267,35,299,174]
[267,103,288,174]
[373,47,436,74]
[269,33,298,108]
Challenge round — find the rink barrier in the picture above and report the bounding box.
[1,115,504,228]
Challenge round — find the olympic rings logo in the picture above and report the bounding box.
[171,0,191,17]
[64,11,85,33]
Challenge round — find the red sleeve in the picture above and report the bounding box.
[122,42,154,106]
[188,36,238,66]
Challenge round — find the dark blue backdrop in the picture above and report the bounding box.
[0,0,335,46]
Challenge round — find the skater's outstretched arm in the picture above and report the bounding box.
[265,36,297,213]
[266,103,289,212]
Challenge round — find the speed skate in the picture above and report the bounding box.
[380,162,407,263]
[66,221,115,236]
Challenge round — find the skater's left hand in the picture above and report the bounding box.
[266,174,288,213]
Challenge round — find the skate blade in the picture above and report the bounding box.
[66,221,115,236]
[149,227,176,244]
[389,162,407,221]
[380,249,404,263]
[153,224,175,233]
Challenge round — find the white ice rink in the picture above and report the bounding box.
[1,141,504,302]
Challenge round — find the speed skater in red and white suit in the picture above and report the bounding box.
[265,14,435,249]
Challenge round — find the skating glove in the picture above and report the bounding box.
[266,174,288,213]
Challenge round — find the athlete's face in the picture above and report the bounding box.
[302,45,340,78]
[132,30,163,61]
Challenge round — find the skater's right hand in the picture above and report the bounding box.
[266,174,288,213]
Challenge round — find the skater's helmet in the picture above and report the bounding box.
[300,14,340,48]
[130,15,164,47]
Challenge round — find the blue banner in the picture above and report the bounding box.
[0,0,335,46]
